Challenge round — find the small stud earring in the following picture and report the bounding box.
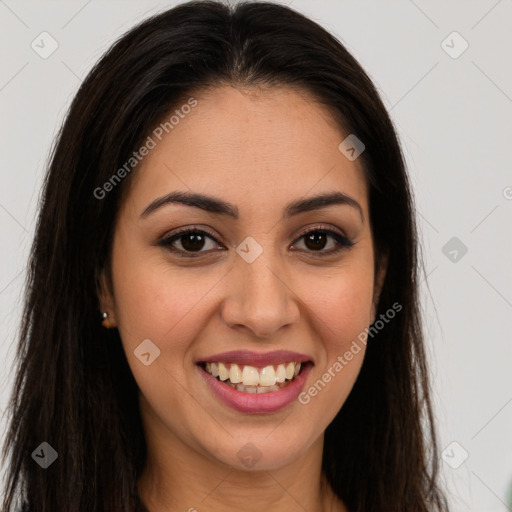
[101,312,110,328]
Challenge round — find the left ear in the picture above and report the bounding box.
[96,265,118,329]
[370,250,388,324]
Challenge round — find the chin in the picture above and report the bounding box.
[200,427,317,472]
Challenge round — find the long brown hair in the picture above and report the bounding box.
[1,1,449,510]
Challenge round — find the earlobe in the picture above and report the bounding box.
[101,311,115,329]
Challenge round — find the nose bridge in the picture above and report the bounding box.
[221,244,300,338]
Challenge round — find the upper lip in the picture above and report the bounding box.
[196,350,313,367]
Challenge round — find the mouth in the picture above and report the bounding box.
[196,350,313,413]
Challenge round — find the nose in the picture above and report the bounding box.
[220,254,300,339]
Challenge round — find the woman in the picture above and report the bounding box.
[1,1,449,511]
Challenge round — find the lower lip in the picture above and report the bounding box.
[199,364,312,414]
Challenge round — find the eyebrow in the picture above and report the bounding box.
[140,190,364,222]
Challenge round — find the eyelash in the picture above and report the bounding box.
[157,225,355,258]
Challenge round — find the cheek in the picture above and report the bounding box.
[306,264,374,347]
[111,243,224,345]
[110,252,213,418]
[294,262,374,416]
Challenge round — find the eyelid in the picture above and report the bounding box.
[295,224,348,241]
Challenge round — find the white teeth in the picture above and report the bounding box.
[218,362,229,381]
[285,362,295,380]
[259,365,276,386]
[242,365,260,386]
[203,361,305,391]
[275,364,286,383]
[229,364,242,384]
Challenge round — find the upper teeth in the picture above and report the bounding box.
[204,362,302,386]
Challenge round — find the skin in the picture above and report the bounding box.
[99,85,386,512]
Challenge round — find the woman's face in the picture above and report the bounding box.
[101,85,383,471]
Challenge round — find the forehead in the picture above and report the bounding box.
[122,85,368,218]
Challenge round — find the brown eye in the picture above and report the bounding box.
[292,228,354,255]
[179,232,207,252]
[158,228,223,256]
[304,231,329,251]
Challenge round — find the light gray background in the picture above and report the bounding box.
[1,1,511,510]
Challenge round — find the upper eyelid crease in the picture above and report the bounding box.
[141,190,364,223]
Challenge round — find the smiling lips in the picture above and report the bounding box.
[197,350,313,413]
